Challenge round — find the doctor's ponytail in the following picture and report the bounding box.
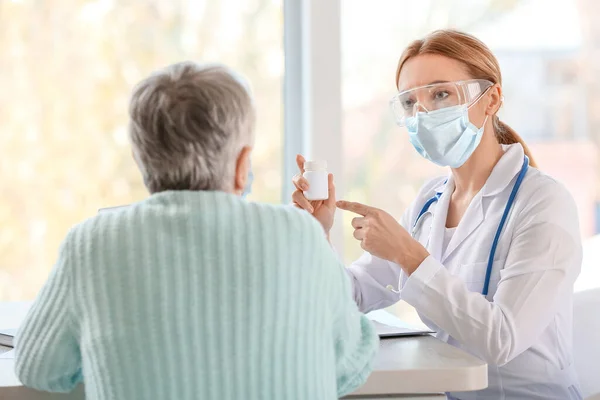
[493,116,536,166]
[396,29,537,168]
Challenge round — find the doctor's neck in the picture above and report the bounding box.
[451,126,504,196]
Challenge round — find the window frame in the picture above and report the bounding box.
[283,0,344,252]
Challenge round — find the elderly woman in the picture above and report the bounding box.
[14,62,378,400]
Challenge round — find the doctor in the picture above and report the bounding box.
[292,30,583,399]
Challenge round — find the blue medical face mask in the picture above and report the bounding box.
[405,103,489,168]
[242,163,253,199]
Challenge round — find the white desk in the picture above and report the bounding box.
[346,336,487,397]
[0,302,487,399]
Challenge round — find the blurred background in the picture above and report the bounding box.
[1,0,599,325]
[0,0,284,299]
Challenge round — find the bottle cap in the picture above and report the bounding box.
[304,160,327,171]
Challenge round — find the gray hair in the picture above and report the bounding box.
[128,62,255,193]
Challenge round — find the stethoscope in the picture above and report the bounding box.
[410,156,529,296]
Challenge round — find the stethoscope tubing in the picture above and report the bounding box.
[408,156,529,297]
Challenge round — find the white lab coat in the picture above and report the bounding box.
[346,144,583,400]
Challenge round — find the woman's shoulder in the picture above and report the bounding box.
[244,201,326,237]
[516,167,580,234]
[67,195,323,234]
[235,202,335,268]
[520,168,577,212]
[61,206,134,246]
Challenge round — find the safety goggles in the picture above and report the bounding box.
[390,79,493,127]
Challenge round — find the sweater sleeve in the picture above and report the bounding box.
[323,240,379,397]
[14,232,82,392]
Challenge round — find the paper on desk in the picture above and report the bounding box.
[0,349,15,359]
[367,310,434,338]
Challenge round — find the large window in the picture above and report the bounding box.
[3,0,599,314]
[342,0,600,323]
[0,0,283,301]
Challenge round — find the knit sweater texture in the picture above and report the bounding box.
[15,191,378,400]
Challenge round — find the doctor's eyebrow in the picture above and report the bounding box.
[398,80,451,93]
[426,80,450,85]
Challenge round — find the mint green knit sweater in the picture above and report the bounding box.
[14,191,378,400]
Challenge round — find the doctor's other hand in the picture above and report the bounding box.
[336,200,430,275]
[291,154,336,234]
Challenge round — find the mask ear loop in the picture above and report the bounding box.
[466,85,493,129]
[479,114,490,130]
[493,95,505,126]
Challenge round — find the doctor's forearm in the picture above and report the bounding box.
[401,256,566,366]
[401,259,516,364]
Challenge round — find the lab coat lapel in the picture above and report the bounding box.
[441,190,485,263]
[427,181,452,262]
[440,144,525,262]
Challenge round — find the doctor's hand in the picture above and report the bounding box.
[337,201,430,275]
[291,154,336,235]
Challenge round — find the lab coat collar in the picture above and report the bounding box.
[481,143,526,197]
[432,180,447,195]
[431,143,525,196]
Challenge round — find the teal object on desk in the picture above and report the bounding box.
[13,191,378,400]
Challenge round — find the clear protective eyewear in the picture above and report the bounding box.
[390,79,493,127]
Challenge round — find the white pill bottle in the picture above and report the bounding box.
[303,160,328,201]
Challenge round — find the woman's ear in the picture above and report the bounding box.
[487,84,503,116]
[234,146,252,195]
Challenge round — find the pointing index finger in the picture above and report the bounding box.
[336,200,373,216]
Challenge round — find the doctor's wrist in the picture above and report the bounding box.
[399,243,430,276]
